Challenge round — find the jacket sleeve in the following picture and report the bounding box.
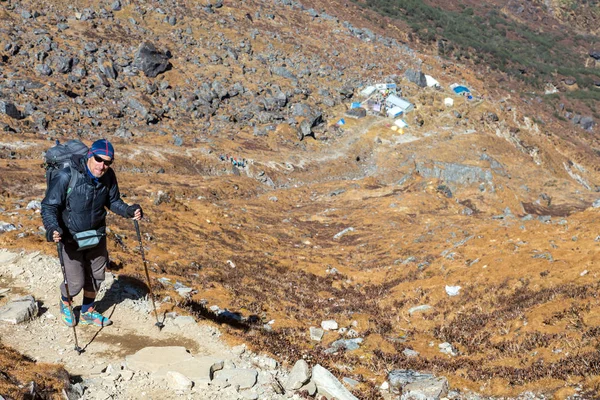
[106,171,130,218]
[41,170,70,241]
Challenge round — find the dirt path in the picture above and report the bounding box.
[0,249,285,400]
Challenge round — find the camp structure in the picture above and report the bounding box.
[450,83,470,95]
[386,106,404,118]
[360,86,376,97]
[394,119,408,128]
[425,75,440,88]
[385,94,414,113]
[375,83,397,91]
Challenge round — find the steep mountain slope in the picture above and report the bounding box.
[1,0,600,398]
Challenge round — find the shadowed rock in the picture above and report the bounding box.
[0,101,23,120]
[133,42,170,78]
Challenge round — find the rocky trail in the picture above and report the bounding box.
[0,249,314,400]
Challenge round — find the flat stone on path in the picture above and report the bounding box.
[0,295,38,324]
[213,368,258,389]
[126,346,224,383]
[126,346,193,372]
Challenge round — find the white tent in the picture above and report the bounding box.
[360,86,376,97]
[394,119,408,128]
[444,98,454,107]
[425,75,440,88]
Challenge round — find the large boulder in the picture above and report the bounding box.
[0,101,23,120]
[133,42,170,78]
[405,69,427,87]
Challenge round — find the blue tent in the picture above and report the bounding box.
[452,85,470,95]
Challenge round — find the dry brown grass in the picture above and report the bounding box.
[0,343,68,399]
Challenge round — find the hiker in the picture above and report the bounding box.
[41,139,143,327]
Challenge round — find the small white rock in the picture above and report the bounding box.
[321,320,338,331]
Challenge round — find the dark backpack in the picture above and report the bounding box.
[44,139,89,198]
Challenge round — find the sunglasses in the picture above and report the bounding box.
[93,154,113,166]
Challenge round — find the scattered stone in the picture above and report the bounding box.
[213,368,258,389]
[26,201,41,211]
[0,223,17,233]
[166,370,193,391]
[321,320,338,331]
[312,364,359,400]
[401,376,449,400]
[0,295,38,324]
[408,305,432,315]
[402,348,419,358]
[444,285,461,296]
[284,359,311,391]
[333,227,354,240]
[35,64,52,76]
[343,377,359,388]
[299,380,318,396]
[309,327,324,341]
[388,370,435,391]
[328,338,363,352]
[438,342,458,356]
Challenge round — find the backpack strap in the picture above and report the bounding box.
[65,166,79,200]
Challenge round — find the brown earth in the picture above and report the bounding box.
[1,0,600,398]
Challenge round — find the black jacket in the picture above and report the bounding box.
[41,154,132,241]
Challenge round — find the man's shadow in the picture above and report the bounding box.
[80,262,159,351]
[81,260,262,351]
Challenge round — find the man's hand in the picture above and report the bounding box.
[127,204,143,220]
[52,230,61,242]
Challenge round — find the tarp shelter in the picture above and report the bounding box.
[425,75,440,88]
[385,94,414,113]
[450,84,470,95]
[375,83,397,91]
[394,119,408,128]
[386,107,403,118]
[351,102,362,109]
[360,86,376,97]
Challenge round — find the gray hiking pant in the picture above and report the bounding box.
[60,237,108,299]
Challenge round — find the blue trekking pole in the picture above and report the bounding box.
[57,242,83,354]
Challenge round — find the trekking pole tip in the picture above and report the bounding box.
[75,346,84,354]
[155,321,165,330]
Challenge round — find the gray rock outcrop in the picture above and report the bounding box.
[133,42,170,78]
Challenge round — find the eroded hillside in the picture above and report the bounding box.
[2,0,600,398]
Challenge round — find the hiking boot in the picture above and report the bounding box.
[59,300,75,327]
[80,308,112,327]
